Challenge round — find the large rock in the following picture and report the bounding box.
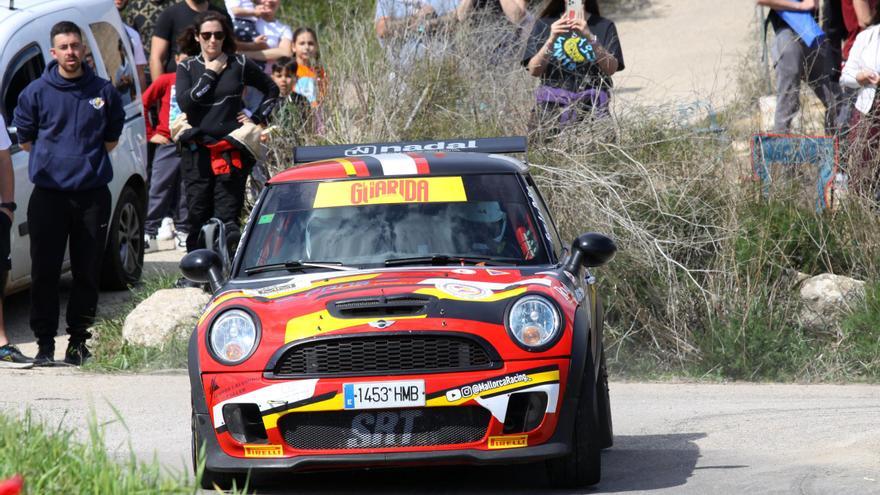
[122,288,211,348]
[799,274,866,333]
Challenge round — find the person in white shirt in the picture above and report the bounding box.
[239,0,292,74]
[225,0,260,42]
[840,13,880,200]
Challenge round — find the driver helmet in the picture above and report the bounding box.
[450,201,507,242]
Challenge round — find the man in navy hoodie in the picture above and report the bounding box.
[12,21,125,366]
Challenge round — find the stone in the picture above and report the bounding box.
[122,288,211,348]
[798,273,866,333]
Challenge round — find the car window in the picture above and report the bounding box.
[1,44,46,142]
[89,22,135,106]
[239,174,552,275]
[525,177,566,262]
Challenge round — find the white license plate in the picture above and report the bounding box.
[343,380,425,410]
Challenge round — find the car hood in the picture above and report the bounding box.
[197,267,581,371]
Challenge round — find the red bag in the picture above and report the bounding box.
[204,140,243,176]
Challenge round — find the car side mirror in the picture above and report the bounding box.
[180,249,224,292]
[563,232,617,275]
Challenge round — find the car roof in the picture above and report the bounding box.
[268,151,528,184]
[0,0,63,18]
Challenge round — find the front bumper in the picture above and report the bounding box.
[193,361,576,473]
[194,407,569,472]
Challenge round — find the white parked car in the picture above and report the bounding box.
[0,0,147,291]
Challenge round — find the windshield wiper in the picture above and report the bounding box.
[244,260,355,275]
[384,255,520,267]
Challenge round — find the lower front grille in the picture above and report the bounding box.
[279,407,491,450]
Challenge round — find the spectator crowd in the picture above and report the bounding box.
[758,0,880,200]
[0,0,625,368]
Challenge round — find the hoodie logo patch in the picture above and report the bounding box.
[89,97,105,110]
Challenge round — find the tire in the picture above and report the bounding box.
[596,347,614,449]
[100,186,145,290]
[546,351,602,487]
[192,408,234,490]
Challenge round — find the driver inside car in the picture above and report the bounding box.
[448,201,518,258]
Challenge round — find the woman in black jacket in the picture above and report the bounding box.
[175,11,278,257]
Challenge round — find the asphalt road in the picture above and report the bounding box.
[1,369,878,495]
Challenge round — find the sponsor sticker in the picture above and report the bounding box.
[243,444,284,458]
[313,177,466,208]
[445,373,532,402]
[436,281,492,300]
[488,435,528,449]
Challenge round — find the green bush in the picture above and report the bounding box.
[86,274,188,373]
[0,410,208,494]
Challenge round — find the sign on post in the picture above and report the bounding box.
[750,134,839,211]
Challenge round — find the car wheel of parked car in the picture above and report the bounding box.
[546,351,601,487]
[596,347,614,449]
[100,186,144,290]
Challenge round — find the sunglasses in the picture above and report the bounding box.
[199,31,226,41]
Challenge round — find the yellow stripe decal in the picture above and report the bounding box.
[264,369,559,430]
[338,158,358,176]
[263,393,344,430]
[285,310,427,343]
[313,177,467,208]
[426,369,560,407]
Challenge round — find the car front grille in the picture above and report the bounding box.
[278,407,491,450]
[273,334,497,377]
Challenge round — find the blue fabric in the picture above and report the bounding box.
[13,61,124,191]
[778,8,825,48]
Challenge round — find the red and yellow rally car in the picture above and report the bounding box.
[181,137,617,489]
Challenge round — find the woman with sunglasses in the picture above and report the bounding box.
[174,12,278,263]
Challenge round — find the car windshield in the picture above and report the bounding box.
[237,174,552,277]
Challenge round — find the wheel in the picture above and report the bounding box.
[596,347,614,449]
[100,186,144,290]
[546,351,601,487]
[192,408,234,490]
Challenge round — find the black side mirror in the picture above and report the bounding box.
[563,232,617,275]
[180,249,224,292]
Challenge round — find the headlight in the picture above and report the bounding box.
[507,295,561,350]
[209,309,259,365]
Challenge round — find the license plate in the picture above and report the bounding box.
[343,380,425,410]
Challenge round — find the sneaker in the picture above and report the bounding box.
[157,217,175,240]
[174,231,188,251]
[33,344,55,367]
[64,341,92,366]
[0,344,35,369]
[144,234,159,254]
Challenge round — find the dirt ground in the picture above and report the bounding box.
[609,0,757,109]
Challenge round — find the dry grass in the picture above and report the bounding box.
[257,9,880,380]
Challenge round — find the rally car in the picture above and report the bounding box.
[181,136,617,489]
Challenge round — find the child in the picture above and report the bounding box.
[225,0,261,43]
[291,27,326,108]
[291,27,327,134]
[270,56,294,98]
[141,51,190,252]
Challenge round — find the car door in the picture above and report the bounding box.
[85,17,147,192]
[0,35,47,289]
